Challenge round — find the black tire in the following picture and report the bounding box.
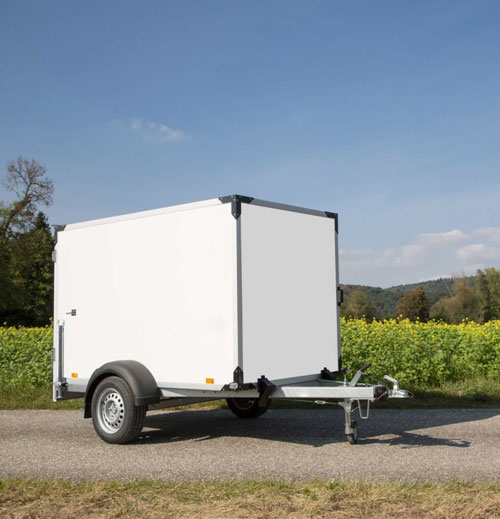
[91,376,147,444]
[346,420,358,445]
[226,397,269,418]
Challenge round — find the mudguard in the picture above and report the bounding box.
[84,360,161,418]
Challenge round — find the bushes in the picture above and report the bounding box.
[1,320,500,389]
[0,326,52,386]
[341,318,500,387]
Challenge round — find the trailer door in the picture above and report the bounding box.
[240,202,340,382]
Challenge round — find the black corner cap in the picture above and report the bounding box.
[233,366,244,386]
[320,367,338,381]
[53,224,66,243]
[219,195,254,219]
[219,194,254,204]
[324,212,338,232]
[257,375,275,408]
[221,366,256,391]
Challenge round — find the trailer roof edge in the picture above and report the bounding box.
[219,194,338,228]
[63,196,338,231]
[64,198,222,231]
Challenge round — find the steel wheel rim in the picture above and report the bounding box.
[233,399,256,411]
[97,388,125,434]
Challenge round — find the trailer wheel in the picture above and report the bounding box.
[91,376,147,444]
[226,398,269,418]
[346,420,358,445]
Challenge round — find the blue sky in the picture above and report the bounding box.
[1,1,500,287]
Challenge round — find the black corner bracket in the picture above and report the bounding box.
[219,194,254,219]
[257,375,275,408]
[320,367,338,381]
[52,224,66,244]
[324,212,338,232]
[222,366,256,391]
[233,366,244,386]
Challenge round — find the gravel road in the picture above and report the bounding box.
[1,408,499,482]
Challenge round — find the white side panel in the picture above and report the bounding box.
[240,204,339,382]
[55,203,237,388]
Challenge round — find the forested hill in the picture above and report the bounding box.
[340,278,458,318]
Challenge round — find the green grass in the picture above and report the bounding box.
[2,378,500,410]
[0,385,83,410]
[1,479,499,519]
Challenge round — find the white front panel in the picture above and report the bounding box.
[240,204,339,382]
[56,203,237,388]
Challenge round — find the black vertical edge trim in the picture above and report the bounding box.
[337,286,344,306]
[53,224,66,244]
[324,212,338,232]
[218,195,254,219]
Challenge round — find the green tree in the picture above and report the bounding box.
[0,158,54,325]
[396,286,430,322]
[476,267,500,322]
[0,157,53,241]
[7,212,54,325]
[430,276,481,323]
[341,289,377,320]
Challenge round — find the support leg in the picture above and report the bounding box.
[340,399,358,444]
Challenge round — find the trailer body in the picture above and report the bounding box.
[53,196,340,397]
[53,195,408,444]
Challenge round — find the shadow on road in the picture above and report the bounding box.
[136,407,498,448]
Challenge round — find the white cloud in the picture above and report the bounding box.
[340,227,500,287]
[376,243,427,267]
[462,264,487,275]
[418,274,451,282]
[417,229,469,245]
[128,118,187,142]
[455,243,500,261]
[472,227,500,243]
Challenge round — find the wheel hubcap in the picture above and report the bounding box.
[233,399,256,411]
[97,389,125,434]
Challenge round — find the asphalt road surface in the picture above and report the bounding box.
[1,408,499,482]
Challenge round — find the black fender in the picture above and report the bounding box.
[84,360,161,418]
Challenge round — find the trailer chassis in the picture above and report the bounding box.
[150,365,410,444]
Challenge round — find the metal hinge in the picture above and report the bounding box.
[52,250,56,262]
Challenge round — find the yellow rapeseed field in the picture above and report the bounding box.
[1,320,500,387]
[341,318,500,386]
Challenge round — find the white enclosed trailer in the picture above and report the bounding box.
[53,195,408,444]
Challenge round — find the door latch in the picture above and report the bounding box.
[66,309,77,316]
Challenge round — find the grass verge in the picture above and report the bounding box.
[1,479,499,519]
[1,378,499,411]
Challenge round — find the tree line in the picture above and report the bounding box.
[341,271,500,323]
[0,158,54,326]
